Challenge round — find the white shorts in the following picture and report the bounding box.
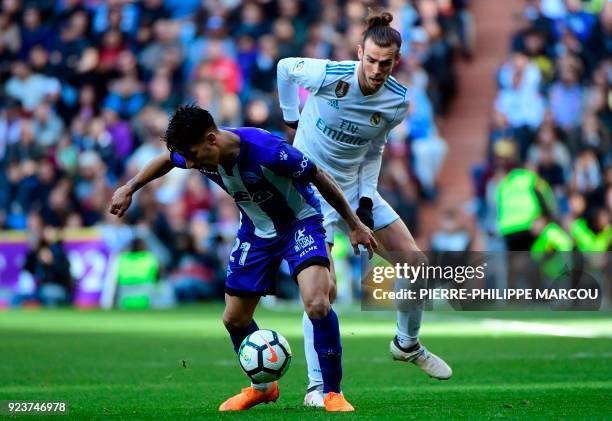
[314,187,400,244]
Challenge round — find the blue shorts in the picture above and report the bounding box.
[225,216,330,297]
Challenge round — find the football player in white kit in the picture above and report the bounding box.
[277,9,452,407]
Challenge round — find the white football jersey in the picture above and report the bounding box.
[277,57,409,200]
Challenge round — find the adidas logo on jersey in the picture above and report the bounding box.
[327,99,339,109]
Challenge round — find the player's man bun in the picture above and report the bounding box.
[366,9,394,29]
[363,8,401,49]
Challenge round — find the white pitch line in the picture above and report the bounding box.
[482,319,612,338]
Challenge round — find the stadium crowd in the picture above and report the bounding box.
[473,0,612,288]
[0,0,468,305]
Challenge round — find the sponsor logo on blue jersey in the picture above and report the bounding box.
[233,190,273,204]
[292,156,310,179]
[294,227,316,254]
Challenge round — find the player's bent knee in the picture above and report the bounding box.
[303,295,330,319]
[415,251,429,267]
[222,312,251,331]
[402,250,428,267]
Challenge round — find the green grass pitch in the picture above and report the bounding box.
[0,305,611,419]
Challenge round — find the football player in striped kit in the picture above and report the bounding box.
[110,105,377,412]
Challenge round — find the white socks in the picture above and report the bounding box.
[396,309,422,349]
[302,311,324,389]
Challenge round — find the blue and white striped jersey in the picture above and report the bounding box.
[170,127,322,239]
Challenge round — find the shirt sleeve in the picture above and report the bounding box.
[277,57,328,122]
[268,141,317,183]
[170,151,187,168]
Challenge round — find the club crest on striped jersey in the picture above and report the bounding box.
[370,112,381,126]
[335,80,350,98]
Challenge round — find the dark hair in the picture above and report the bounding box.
[162,104,216,154]
[362,8,401,49]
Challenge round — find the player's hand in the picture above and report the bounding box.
[349,221,378,259]
[109,185,133,218]
[356,197,374,230]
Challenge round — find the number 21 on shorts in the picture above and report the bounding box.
[230,239,251,266]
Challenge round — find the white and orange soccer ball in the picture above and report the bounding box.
[238,329,292,383]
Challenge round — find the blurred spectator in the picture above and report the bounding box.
[379,148,420,235]
[572,148,603,194]
[554,0,597,42]
[19,6,51,58]
[139,19,183,80]
[549,60,583,132]
[32,101,64,147]
[146,74,178,115]
[103,71,146,120]
[431,209,472,252]
[7,118,42,163]
[196,39,242,95]
[0,99,22,164]
[5,61,60,111]
[586,2,612,65]
[0,12,20,56]
[249,34,279,95]
[526,124,572,176]
[496,65,545,137]
[16,224,73,307]
[166,231,222,302]
[421,21,456,115]
[579,112,609,159]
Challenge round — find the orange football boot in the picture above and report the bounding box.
[218,382,279,411]
[323,392,355,412]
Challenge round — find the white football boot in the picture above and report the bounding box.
[303,385,325,408]
[390,337,452,380]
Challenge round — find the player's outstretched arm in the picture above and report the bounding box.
[109,153,174,218]
[311,167,378,258]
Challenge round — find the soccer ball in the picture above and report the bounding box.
[238,329,292,383]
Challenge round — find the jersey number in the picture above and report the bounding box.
[230,239,251,266]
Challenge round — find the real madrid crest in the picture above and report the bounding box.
[370,112,381,126]
[335,80,350,98]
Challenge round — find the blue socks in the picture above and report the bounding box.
[227,320,259,354]
[310,309,342,394]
